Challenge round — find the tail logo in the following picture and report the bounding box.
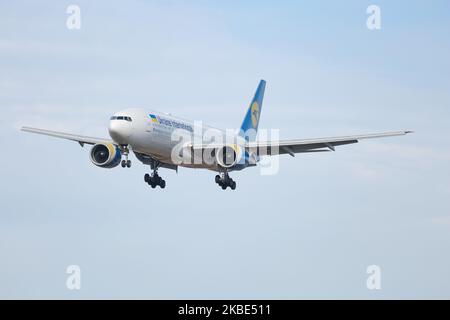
[251,102,260,128]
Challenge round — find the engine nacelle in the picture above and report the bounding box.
[90,143,121,168]
[216,145,243,169]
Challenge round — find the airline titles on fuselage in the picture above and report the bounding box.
[150,114,194,133]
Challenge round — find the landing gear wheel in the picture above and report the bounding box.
[126,160,131,168]
[215,172,237,190]
[145,167,166,189]
[121,160,126,168]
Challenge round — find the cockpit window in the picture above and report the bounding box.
[110,116,132,122]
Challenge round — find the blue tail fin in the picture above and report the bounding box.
[239,80,266,141]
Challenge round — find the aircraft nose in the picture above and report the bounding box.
[108,118,133,144]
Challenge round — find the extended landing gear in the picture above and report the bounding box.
[144,160,166,189]
[121,159,131,168]
[120,145,132,168]
[215,172,236,190]
[144,171,166,189]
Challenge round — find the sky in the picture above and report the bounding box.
[1,0,450,299]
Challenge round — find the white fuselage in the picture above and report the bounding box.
[108,108,245,170]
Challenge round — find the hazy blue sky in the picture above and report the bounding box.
[1,0,449,299]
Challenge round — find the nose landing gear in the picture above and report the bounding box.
[121,159,131,168]
[215,172,236,190]
[120,145,132,168]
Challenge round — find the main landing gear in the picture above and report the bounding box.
[144,159,166,189]
[120,145,131,168]
[145,171,166,189]
[215,172,236,190]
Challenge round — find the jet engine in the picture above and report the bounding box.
[90,143,122,168]
[215,145,243,169]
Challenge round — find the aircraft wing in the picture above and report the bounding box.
[247,130,413,156]
[21,127,114,147]
[190,130,412,155]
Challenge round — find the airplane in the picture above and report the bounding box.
[21,80,412,191]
